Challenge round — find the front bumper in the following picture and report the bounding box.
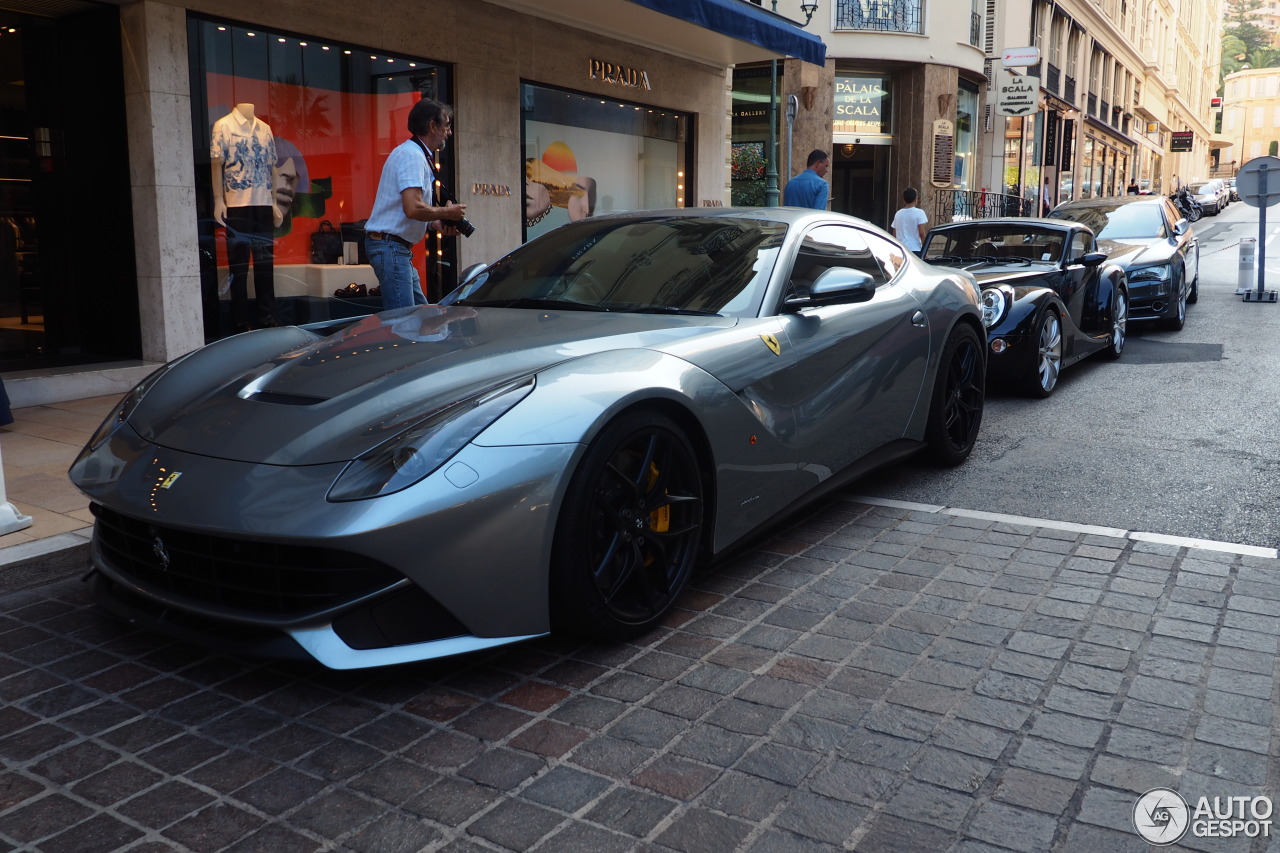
[1126,278,1175,322]
[73,427,577,668]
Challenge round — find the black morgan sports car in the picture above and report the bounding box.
[923,218,1127,397]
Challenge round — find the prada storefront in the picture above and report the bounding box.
[3,0,822,406]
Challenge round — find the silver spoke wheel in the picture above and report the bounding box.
[1030,312,1062,397]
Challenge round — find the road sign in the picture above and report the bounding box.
[1237,156,1280,207]
[1000,46,1040,67]
[994,68,1037,117]
[1236,156,1280,303]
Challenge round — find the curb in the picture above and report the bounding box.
[0,531,93,595]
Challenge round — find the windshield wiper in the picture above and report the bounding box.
[624,305,722,316]
[454,297,610,312]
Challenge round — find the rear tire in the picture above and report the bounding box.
[550,411,704,640]
[924,324,984,467]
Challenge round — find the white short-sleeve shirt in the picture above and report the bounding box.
[211,110,277,208]
[365,138,435,245]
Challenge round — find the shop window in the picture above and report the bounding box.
[188,17,451,334]
[521,83,690,241]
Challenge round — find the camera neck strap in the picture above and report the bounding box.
[409,135,440,205]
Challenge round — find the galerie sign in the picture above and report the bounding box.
[995,67,1036,117]
[834,75,888,135]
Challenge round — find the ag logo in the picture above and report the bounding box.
[1133,788,1189,845]
[759,333,781,356]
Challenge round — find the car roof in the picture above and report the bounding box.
[1052,195,1167,210]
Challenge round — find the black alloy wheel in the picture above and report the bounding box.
[925,324,985,467]
[550,411,704,639]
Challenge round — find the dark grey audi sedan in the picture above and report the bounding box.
[1049,195,1198,331]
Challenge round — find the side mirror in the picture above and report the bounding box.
[784,267,877,310]
[1080,252,1108,267]
[1173,219,1190,236]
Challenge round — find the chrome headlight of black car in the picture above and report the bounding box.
[328,377,535,501]
[980,285,1013,328]
[1126,264,1171,287]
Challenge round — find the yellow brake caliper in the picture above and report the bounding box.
[647,461,670,534]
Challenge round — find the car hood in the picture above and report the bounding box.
[131,306,736,465]
[1095,237,1177,267]
[928,262,1053,289]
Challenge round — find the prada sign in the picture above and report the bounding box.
[590,59,651,91]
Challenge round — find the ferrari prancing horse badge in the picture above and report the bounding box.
[760,334,781,356]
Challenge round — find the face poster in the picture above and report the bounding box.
[523,120,679,242]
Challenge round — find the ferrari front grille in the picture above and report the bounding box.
[90,504,402,618]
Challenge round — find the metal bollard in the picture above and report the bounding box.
[1238,238,1256,295]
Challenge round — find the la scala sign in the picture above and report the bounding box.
[994,67,1037,117]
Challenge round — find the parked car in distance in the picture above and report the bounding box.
[69,208,987,670]
[923,218,1127,397]
[1187,179,1226,214]
[1049,195,1198,330]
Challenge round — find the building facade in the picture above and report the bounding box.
[1,0,820,406]
[748,0,989,230]
[1221,65,1280,169]
[986,0,1224,212]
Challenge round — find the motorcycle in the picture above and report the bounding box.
[1171,187,1203,222]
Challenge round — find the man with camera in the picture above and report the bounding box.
[365,98,469,309]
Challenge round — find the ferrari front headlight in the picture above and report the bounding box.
[327,377,535,501]
[86,356,189,451]
[980,285,1013,328]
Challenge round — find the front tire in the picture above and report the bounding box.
[1023,310,1063,398]
[924,324,984,467]
[1104,288,1127,360]
[1162,272,1187,331]
[550,411,704,640]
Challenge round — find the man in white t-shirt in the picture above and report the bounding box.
[891,187,929,256]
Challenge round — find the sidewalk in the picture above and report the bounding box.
[0,394,118,589]
[0,497,1276,852]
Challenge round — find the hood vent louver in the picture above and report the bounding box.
[248,391,331,406]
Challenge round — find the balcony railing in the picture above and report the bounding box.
[1046,63,1060,95]
[835,0,923,33]
[935,190,1034,223]
[1065,76,1076,103]
[970,12,982,47]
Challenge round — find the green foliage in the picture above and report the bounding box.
[1270,140,1278,156]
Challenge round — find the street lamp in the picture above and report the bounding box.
[765,2,819,206]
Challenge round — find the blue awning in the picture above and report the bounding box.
[625,0,827,66]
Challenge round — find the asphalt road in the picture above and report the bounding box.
[854,198,1280,550]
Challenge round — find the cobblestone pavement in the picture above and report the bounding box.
[1,498,1279,853]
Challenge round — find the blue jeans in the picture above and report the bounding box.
[366,236,428,310]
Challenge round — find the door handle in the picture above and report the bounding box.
[911,310,927,327]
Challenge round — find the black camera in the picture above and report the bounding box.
[438,181,475,237]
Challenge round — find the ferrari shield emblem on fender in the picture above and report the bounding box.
[760,333,781,356]
[159,472,182,490]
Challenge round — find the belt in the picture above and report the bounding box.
[367,231,414,248]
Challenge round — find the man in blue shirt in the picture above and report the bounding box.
[783,149,830,209]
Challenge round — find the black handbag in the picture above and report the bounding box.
[310,220,342,264]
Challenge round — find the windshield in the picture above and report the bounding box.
[923,225,1065,263]
[445,216,787,318]
[1050,203,1166,240]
